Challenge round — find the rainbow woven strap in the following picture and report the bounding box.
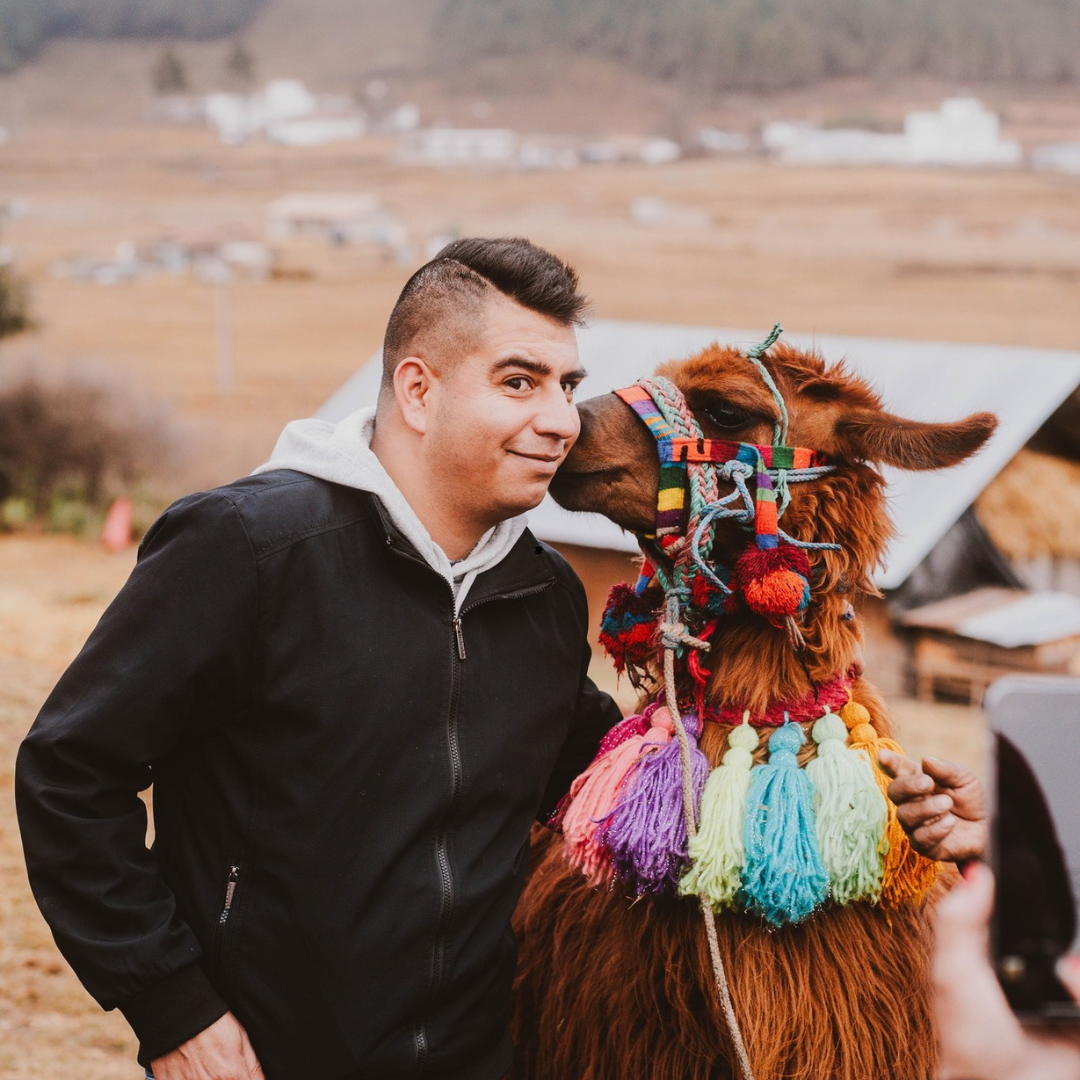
[614,384,829,545]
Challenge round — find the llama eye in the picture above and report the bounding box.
[700,399,750,430]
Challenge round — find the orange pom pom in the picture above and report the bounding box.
[741,569,809,618]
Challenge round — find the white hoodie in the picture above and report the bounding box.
[253,407,529,611]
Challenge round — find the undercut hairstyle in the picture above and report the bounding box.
[379,237,588,393]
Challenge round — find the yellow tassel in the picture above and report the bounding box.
[840,699,939,906]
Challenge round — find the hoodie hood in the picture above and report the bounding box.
[253,407,529,609]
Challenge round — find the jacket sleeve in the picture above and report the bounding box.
[537,635,623,825]
[14,491,258,1060]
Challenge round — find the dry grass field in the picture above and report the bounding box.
[0,56,1077,1075]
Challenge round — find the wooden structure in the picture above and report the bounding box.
[899,587,1080,705]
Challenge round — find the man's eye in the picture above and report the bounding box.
[561,381,577,397]
[505,376,531,391]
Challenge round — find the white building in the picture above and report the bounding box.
[399,128,519,166]
[764,98,1021,168]
[265,192,406,249]
[205,79,366,147]
[904,98,1021,167]
[1032,142,1080,175]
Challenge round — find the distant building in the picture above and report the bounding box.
[205,79,366,147]
[399,128,519,166]
[267,115,367,148]
[764,98,1021,168]
[697,128,750,154]
[1032,142,1080,175]
[265,192,406,249]
[581,136,681,166]
[904,98,1021,167]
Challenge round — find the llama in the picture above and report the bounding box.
[510,331,996,1080]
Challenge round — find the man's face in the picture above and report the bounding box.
[425,291,584,527]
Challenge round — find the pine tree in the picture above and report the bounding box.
[225,40,256,88]
[151,48,188,95]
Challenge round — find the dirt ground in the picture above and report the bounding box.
[0,84,1073,1074]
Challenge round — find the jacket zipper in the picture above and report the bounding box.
[211,863,240,971]
[383,541,554,1071]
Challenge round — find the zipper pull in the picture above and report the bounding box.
[453,617,466,661]
[220,864,240,924]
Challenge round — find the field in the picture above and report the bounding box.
[1,56,1078,1075]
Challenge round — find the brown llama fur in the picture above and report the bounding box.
[510,341,994,1080]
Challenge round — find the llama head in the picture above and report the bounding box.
[551,341,997,707]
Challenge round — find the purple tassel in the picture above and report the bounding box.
[599,713,709,894]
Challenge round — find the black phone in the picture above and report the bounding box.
[986,674,1080,1023]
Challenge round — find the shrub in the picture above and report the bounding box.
[0,375,172,533]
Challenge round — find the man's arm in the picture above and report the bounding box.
[537,637,623,824]
[15,491,257,1062]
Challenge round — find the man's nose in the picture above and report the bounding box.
[534,386,581,443]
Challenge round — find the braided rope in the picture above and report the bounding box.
[744,322,788,445]
[663,605,755,1080]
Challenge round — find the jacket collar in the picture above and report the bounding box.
[367,494,555,602]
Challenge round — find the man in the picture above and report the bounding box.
[16,237,623,1080]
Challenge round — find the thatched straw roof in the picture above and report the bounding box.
[975,448,1080,561]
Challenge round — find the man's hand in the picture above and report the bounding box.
[878,750,988,863]
[151,1012,264,1080]
[934,861,1080,1080]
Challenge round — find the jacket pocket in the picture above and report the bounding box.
[211,863,241,974]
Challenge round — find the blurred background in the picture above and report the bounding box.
[1,1,1080,1074]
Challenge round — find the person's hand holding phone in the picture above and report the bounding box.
[878,750,989,864]
[934,861,1080,1080]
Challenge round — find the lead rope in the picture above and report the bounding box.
[664,596,756,1080]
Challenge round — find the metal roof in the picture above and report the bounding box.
[316,320,1080,590]
[901,586,1080,647]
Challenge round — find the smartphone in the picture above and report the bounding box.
[986,674,1080,1023]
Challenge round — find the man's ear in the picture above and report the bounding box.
[393,357,434,435]
[836,409,997,470]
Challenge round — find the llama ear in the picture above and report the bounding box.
[836,409,997,470]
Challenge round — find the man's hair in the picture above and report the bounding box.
[380,237,588,392]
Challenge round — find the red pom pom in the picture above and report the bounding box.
[731,544,812,624]
[599,583,661,675]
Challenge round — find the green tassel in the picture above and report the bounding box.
[805,706,888,905]
[679,712,759,911]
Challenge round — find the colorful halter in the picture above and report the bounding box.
[614,383,829,546]
[599,325,841,686]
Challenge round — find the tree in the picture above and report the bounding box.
[224,40,256,88]
[151,47,188,95]
[0,265,32,340]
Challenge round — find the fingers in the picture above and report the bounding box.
[1056,955,1080,1005]
[933,864,1028,1080]
[877,747,920,780]
[922,755,978,791]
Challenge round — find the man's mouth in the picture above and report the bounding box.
[508,450,564,465]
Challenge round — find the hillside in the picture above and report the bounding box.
[0,0,267,72]
[434,0,1080,90]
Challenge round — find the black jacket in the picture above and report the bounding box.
[15,470,621,1080]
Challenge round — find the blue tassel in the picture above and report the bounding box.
[740,715,830,926]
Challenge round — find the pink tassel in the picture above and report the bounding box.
[562,707,673,885]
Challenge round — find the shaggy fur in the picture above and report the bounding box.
[513,342,995,1080]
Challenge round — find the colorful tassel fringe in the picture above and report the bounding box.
[840,699,939,906]
[561,706,672,885]
[805,707,888,904]
[679,711,759,910]
[741,718,830,926]
[600,711,709,895]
